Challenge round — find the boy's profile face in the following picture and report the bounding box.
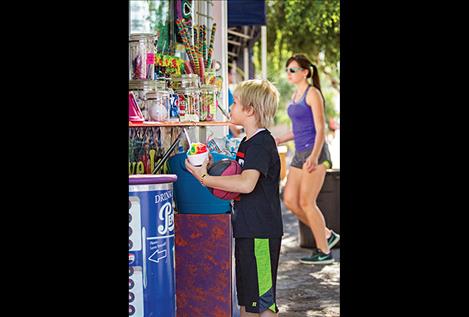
[230,96,248,125]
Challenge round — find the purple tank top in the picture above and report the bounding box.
[287,86,317,151]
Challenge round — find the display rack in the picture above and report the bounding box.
[129,1,237,316]
[129,121,231,127]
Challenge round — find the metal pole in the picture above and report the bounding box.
[244,26,249,80]
[244,47,249,80]
[212,0,228,137]
[261,25,267,80]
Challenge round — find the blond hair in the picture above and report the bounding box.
[233,79,279,128]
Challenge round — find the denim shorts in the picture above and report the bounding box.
[291,143,332,169]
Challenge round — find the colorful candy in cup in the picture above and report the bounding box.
[188,142,208,155]
[187,143,209,166]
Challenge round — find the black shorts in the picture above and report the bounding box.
[235,237,281,314]
[291,143,332,169]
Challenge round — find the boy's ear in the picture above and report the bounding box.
[245,105,255,116]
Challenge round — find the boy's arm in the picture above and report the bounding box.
[184,159,260,194]
[203,170,260,194]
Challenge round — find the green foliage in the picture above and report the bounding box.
[147,0,171,52]
[273,75,295,126]
[267,0,340,69]
[263,0,340,124]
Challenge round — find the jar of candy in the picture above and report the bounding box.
[175,86,200,122]
[128,80,159,120]
[204,70,216,85]
[170,74,200,90]
[181,74,200,88]
[168,93,180,122]
[145,81,172,121]
[129,33,156,80]
[199,84,217,121]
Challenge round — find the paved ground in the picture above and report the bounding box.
[276,200,340,316]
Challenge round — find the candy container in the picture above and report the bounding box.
[186,142,209,166]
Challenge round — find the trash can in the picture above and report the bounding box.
[129,174,177,317]
[168,152,233,214]
[299,169,340,249]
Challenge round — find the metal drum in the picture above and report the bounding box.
[129,174,178,317]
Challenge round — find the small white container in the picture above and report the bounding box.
[187,151,208,166]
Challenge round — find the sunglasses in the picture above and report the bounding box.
[285,67,304,74]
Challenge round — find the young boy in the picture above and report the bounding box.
[185,79,283,317]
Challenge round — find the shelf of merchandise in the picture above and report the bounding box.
[129,121,232,127]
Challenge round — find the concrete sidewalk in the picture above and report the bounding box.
[276,201,340,316]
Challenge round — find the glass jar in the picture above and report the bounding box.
[175,86,200,122]
[170,74,200,90]
[199,84,218,121]
[129,33,156,80]
[204,70,216,85]
[128,80,159,121]
[145,81,172,121]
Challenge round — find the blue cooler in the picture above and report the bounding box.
[129,174,177,317]
[168,152,234,214]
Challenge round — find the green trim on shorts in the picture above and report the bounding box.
[269,303,277,312]
[255,239,272,295]
[254,238,277,312]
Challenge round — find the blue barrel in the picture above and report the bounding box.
[129,174,177,317]
[168,152,233,214]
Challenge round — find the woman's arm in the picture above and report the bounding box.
[275,91,297,145]
[304,88,326,172]
[275,131,295,145]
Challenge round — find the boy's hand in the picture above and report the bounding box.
[207,153,214,169]
[185,158,209,183]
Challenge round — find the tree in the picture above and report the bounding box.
[262,0,340,126]
[266,0,340,92]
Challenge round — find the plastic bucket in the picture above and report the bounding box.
[168,152,234,214]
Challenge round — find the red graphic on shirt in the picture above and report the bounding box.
[236,151,245,158]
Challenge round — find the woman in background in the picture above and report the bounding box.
[275,54,339,264]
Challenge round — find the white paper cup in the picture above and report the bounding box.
[187,151,209,166]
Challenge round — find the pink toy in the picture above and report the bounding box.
[129,92,144,122]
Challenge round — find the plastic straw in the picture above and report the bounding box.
[183,128,191,145]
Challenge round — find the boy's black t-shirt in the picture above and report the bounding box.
[233,129,283,238]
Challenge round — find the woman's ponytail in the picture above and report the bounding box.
[311,64,321,92]
[310,64,326,110]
